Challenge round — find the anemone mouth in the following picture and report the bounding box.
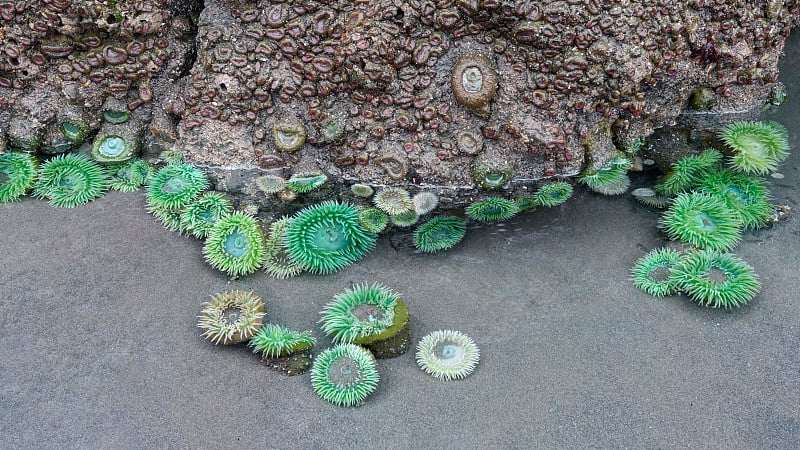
[691,211,718,232]
[311,224,348,252]
[350,304,384,323]
[462,66,483,92]
[163,176,189,193]
[223,230,250,258]
[706,267,729,285]
[97,136,126,157]
[221,307,242,325]
[434,340,467,366]
[203,213,266,277]
[328,356,362,386]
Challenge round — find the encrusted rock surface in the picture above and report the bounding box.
[1,1,798,212]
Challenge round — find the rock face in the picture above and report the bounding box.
[0,1,798,212]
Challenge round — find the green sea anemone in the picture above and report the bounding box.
[720,121,789,174]
[203,212,266,277]
[0,152,38,203]
[412,191,439,215]
[672,250,760,309]
[103,109,130,124]
[285,201,377,274]
[59,119,89,144]
[91,134,137,163]
[358,208,389,233]
[263,217,304,279]
[413,216,467,253]
[533,182,573,207]
[310,343,379,407]
[286,172,328,193]
[578,156,631,191]
[320,283,400,343]
[514,195,537,212]
[473,158,512,190]
[351,183,374,198]
[592,175,631,196]
[160,150,183,164]
[654,149,723,196]
[390,210,420,227]
[373,187,413,216]
[148,203,186,233]
[106,158,153,192]
[147,163,209,211]
[630,248,684,298]
[33,154,109,208]
[248,324,316,359]
[255,175,286,194]
[700,170,772,230]
[197,290,266,345]
[180,192,233,238]
[416,330,480,381]
[273,117,307,152]
[660,192,743,252]
[465,197,519,222]
[631,188,672,209]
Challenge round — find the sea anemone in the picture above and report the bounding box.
[700,170,773,231]
[534,182,573,207]
[286,172,328,193]
[310,343,379,407]
[465,197,519,222]
[654,149,723,196]
[106,158,153,192]
[631,188,672,209]
[630,248,684,298]
[660,192,743,252]
[263,217,304,279]
[248,324,316,359]
[416,330,480,381]
[103,109,130,124]
[373,187,413,216]
[147,163,209,211]
[273,117,307,152]
[351,183,374,198]
[451,53,498,117]
[514,195,537,212]
[33,154,108,208]
[197,290,266,345]
[390,210,420,227]
[180,192,233,238]
[412,191,439,215]
[578,157,631,191]
[720,121,789,174]
[592,175,631,196]
[413,216,467,253]
[148,203,186,233]
[358,208,389,233]
[320,283,400,343]
[0,152,38,203]
[285,201,377,274]
[91,134,136,163]
[472,158,512,190]
[255,175,286,194]
[203,212,266,277]
[59,119,89,144]
[672,250,760,309]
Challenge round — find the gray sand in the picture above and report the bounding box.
[2,34,799,450]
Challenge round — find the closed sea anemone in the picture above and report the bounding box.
[285,201,377,274]
[660,192,743,252]
[310,343,379,407]
[0,152,38,203]
[59,119,89,144]
[654,149,723,196]
[180,192,233,238]
[358,208,389,233]
[534,182,573,207]
[412,191,439,215]
[197,290,266,345]
[719,121,789,175]
[700,169,773,231]
[33,154,108,208]
[350,183,374,198]
[413,216,467,253]
[147,163,208,211]
[672,249,760,309]
[248,324,315,359]
[203,212,266,277]
[416,330,480,381]
[465,197,519,222]
[263,217,304,279]
[148,203,185,233]
[630,248,684,298]
[286,172,328,193]
[472,158,512,190]
[106,158,153,192]
[451,53,498,117]
[373,187,413,216]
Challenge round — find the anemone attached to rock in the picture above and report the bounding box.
[390,210,420,228]
[350,183,374,198]
[148,203,186,233]
[630,248,684,298]
[358,208,389,234]
[719,121,790,174]
[0,152,38,203]
[180,192,233,238]
[592,175,631,196]
[255,175,286,194]
[203,212,266,277]
[700,170,773,231]
[106,158,153,192]
[416,330,480,381]
[248,324,316,359]
[653,149,723,196]
[91,134,137,163]
[285,201,377,274]
[578,157,631,192]
[533,182,573,207]
[514,195,538,212]
[660,192,743,252]
[147,163,208,211]
[263,217,304,279]
[373,187,413,216]
[320,283,401,344]
[465,197,519,222]
[59,119,89,144]
[197,290,266,345]
[672,250,760,309]
[310,343,380,407]
[286,172,328,193]
[412,191,439,215]
[413,216,467,253]
[472,158,512,190]
[33,154,109,208]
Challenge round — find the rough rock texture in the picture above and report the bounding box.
[0,1,798,213]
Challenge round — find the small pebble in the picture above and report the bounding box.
[771,172,784,179]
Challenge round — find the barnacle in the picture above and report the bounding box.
[203,212,266,277]
[197,290,266,345]
[413,216,467,253]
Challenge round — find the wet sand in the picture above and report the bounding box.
[2,33,799,450]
